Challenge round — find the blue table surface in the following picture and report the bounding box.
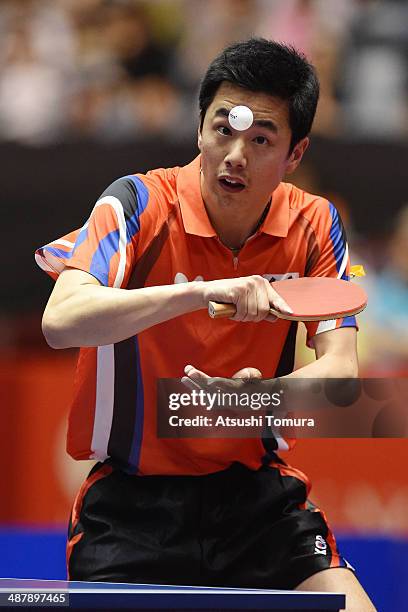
[0,578,345,610]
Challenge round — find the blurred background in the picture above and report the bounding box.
[1,0,407,609]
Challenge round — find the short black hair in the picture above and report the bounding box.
[199,38,319,152]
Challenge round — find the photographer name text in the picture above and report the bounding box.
[168,415,315,428]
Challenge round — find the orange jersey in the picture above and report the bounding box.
[36,156,356,475]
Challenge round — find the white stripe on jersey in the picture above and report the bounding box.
[52,239,75,248]
[337,242,349,280]
[94,195,127,288]
[90,345,115,460]
[276,436,290,451]
[91,192,137,457]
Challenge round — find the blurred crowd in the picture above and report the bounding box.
[0,0,407,374]
[356,204,408,375]
[0,0,407,145]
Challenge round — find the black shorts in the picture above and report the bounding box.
[67,460,352,589]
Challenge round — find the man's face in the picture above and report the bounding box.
[198,82,308,215]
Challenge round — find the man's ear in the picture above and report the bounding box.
[197,127,202,151]
[285,137,309,175]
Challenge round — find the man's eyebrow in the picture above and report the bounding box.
[254,119,278,134]
[214,107,278,133]
[214,108,230,119]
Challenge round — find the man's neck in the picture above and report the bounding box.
[204,198,271,252]
[199,170,273,250]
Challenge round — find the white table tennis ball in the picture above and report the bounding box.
[228,105,254,131]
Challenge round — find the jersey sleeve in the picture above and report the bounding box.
[35,175,149,288]
[304,201,358,346]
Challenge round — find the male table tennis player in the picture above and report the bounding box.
[36,39,375,611]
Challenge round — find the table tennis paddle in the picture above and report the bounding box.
[208,277,367,322]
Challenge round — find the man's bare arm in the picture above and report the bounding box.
[42,268,291,348]
[286,327,359,379]
[42,268,204,348]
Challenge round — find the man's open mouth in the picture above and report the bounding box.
[218,177,246,193]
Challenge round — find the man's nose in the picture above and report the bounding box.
[224,138,248,169]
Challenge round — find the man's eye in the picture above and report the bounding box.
[217,126,231,136]
[254,135,268,145]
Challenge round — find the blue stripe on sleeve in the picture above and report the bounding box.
[89,228,120,286]
[43,226,89,261]
[74,225,89,250]
[328,202,348,280]
[44,246,75,260]
[340,315,357,328]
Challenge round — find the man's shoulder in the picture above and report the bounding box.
[280,181,337,241]
[126,165,181,205]
[107,164,181,192]
[282,181,330,214]
[101,164,182,216]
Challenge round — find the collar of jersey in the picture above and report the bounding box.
[177,155,290,238]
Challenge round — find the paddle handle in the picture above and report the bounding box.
[208,301,237,318]
[208,301,284,319]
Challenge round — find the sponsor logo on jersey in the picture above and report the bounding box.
[314,535,328,555]
[262,272,300,282]
[174,272,204,283]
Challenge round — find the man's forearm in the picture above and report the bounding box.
[42,269,293,349]
[285,351,358,379]
[43,282,205,348]
[254,351,358,400]
[243,353,358,411]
